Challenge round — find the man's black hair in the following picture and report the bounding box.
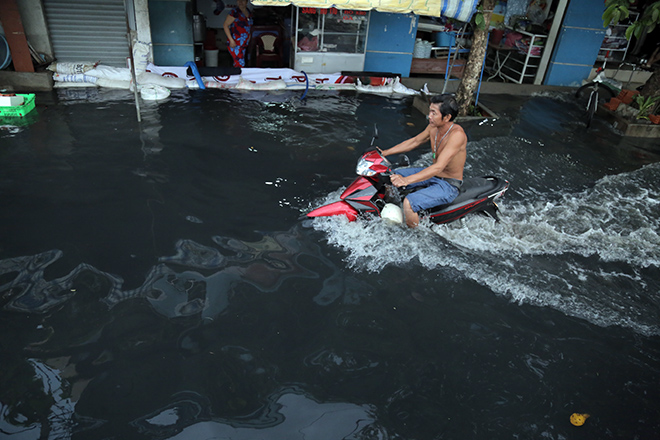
[429,94,458,121]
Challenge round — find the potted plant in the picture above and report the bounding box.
[633,94,660,120]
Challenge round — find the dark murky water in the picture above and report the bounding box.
[1,87,659,439]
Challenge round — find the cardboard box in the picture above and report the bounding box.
[0,95,25,107]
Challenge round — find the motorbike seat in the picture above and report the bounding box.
[452,177,500,205]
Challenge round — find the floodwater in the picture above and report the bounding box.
[1,86,659,440]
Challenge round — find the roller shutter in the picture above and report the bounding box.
[44,0,130,67]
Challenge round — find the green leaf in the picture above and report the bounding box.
[652,8,659,22]
[625,25,634,40]
[602,4,616,26]
[475,12,485,30]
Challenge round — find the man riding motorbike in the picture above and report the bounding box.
[380,94,467,228]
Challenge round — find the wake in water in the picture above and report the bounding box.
[310,163,660,336]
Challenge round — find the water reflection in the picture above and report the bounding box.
[163,390,382,440]
[0,225,376,436]
[1,226,352,319]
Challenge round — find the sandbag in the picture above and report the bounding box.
[52,73,98,83]
[86,65,132,82]
[96,77,131,89]
[53,82,98,88]
[204,81,235,89]
[133,40,151,73]
[47,61,97,75]
[137,72,186,89]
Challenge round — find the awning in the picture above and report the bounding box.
[251,0,479,22]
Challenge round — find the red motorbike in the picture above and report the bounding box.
[307,149,509,225]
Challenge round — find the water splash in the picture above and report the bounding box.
[311,163,660,336]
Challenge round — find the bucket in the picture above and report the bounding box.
[413,39,424,58]
[205,49,219,67]
[413,39,432,58]
[435,31,456,47]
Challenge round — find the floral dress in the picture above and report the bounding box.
[227,8,253,68]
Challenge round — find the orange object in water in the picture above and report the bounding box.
[570,413,590,426]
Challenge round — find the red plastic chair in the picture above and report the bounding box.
[254,32,283,68]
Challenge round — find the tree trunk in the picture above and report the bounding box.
[455,0,495,116]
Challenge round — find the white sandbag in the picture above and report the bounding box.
[52,73,98,83]
[235,76,287,90]
[47,61,97,75]
[133,40,151,73]
[86,65,132,81]
[96,77,131,89]
[140,84,171,101]
[137,72,186,89]
[53,82,98,88]
[204,81,235,89]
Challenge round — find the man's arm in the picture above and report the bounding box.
[380,125,432,156]
[392,131,465,186]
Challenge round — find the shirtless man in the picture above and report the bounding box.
[380,95,467,228]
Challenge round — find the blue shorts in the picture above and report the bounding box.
[395,167,459,213]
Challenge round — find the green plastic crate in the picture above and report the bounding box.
[0,93,36,118]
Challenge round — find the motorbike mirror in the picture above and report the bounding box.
[396,155,410,167]
[370,123,378,147]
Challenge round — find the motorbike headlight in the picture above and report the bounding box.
[356,159,376,176]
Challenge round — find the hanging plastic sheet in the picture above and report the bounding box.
[251,0,479,22]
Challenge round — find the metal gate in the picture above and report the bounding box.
[43,0,130,67]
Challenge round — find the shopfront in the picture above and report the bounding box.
[294,7,370,73]
[252,0,479,77]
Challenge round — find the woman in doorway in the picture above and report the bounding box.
[223,0,253,67]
